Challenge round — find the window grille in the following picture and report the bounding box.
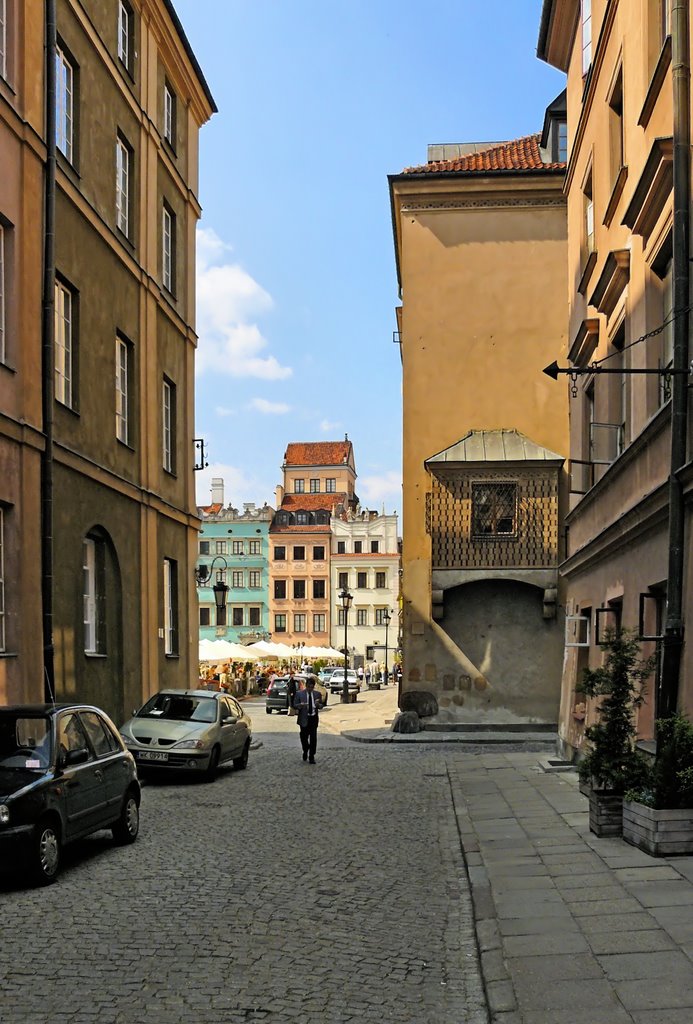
[472,482,517,537]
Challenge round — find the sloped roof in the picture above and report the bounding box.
[426,430,565,465]
[404,134,565,175]
[284,441,352,467]
[198,503,223,516]
[280,493,348,512]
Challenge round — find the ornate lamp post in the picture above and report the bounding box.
[195,556,229,623]
[383,608,391,685]
[339,587,353,704]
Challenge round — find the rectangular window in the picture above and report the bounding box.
[115,135,130,236]
[337,541,346,554]
[354,541,362,554]
[232,607,243,627]
[472,482,518,537]
[293,580,306,599]
[558,120,568,162]
[337,608,345,626]
[313,545,325,560]
[338,572,348,589]
[584,170,594,256]
[357,572,367,589]
[313,613,325,633]
[296,512,309,525]
[215,569,227,586]
[215,541,226,554]
[162,377,175,473]
[293,546,305,560]
[162,203,175,293]
[249,570,261,588]
[608,69,624,188]
[274,545,286,560]
[115,336,131,444]
[232,540,244,555]
[249,607,260,627]
[55,279,73,408]
[274,579,286,599]
[326,478,336,493]
[660,260,674,406]
[661,0,671,42]
[294,613,306,633]
[83,539,96,653]
[375,571,386,589]
[199,607,211,627]
[309,478,320,493]
[248,540,261,555]
[313,579,326,599]
[199,540,210,554]
[274,613,286,633]
[375,608,389,626]
[294,478,304,493]
[56,45,74,163]
[232,571,244,588]
[582,0,592,75]
[0,223,5,364]
[216,605,226,627]
[118,1,132,71]
[163,82,176,147]
[356,609,368,626]
[163,557,177,655]
[370,540,380,553]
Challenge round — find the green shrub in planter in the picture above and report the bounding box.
[626,713,693,810]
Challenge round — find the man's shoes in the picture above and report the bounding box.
[302,751,308,761]
[308,757,316,764]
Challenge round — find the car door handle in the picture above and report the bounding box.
[94,769,103,780]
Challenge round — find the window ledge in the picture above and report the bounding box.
[578,250,598,296]
[0,651,18,659]
[0,359,17,375]
[603,165,628,228]
[165,653,180,660]
[639,37,672,130]
[85,652,108,659]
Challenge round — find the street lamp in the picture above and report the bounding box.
[339,587,353,704]
[383,608,391,685]
[194,556,229,615]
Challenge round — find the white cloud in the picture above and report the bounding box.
[249,398,291,415]
[215,406,237,417]
[319,418,341,433]
[195,462,274,510]
[358,470,402,511]
[195,226,292,381]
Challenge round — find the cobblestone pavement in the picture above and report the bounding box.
[0,703,489,1024]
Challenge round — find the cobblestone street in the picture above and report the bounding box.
[0,700,488,1024]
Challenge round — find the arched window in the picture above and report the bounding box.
[83,534,107,654]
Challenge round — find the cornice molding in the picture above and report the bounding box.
[568,317,600,365]
[589,249,630,316]
[400,196,566,213]
[622,137,673,244]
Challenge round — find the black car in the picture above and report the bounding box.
[265,674,328,714]
[0,703,141,886]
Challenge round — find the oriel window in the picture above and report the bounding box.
[472,483,518,537]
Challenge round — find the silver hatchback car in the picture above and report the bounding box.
[119,690,252,780]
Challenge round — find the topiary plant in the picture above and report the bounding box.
[577,628,654,794]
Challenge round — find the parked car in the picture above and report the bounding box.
[318,666,338,684]
[265,674,329,714]
[329,669,360,694]
[119,690,251,779]
[0,703,141,886]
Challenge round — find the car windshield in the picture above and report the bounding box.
[0,714,52,769]
[137,694,217,723]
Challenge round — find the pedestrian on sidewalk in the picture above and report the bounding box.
[287,671,298,716]
[293,675,322,763]
[365,666,371,687]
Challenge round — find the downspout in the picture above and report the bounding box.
[660,0,690,719]
[41,0,56,700]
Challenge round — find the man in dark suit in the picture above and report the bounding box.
[293,676,323,764]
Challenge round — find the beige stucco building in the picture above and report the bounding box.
[539,0,693,758]
[389,111,570,726]
[0,0,214,721]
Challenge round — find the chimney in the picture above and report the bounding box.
[275,484,285,506]
[210,477,224,505]
[243,502,256,515]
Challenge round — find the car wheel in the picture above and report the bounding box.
[233,740,250,771]
[112,790,140,845]
[28,818,61,886]
[205,745,220,781]
[266,707,272,715]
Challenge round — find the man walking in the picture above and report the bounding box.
[293,676,322,764]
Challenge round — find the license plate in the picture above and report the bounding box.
[138,750,168,762]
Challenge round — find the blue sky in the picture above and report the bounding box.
[174,0,565,515]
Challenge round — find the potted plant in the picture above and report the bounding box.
[577,629,653,836]
[623,713,693,856]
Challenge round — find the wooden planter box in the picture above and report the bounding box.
[623,800,693,856]
[367,682,381,691]
[589,789,623,837]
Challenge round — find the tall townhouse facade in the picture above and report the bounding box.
[196,480,273,644]
[0,0,215,721]
[389,101,570,726]
[331,509,400,667]
[539,0,693,758]
[269,439,357,648]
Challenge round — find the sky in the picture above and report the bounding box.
[174,0,566,516]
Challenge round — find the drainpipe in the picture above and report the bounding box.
[41,0,56,700]
[660,0,690,720]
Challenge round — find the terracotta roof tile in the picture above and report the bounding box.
[404,134,565,175]
[270,525,333,535]
[199,503,223,515]
[284,441,352,467]
[281,493,348,512]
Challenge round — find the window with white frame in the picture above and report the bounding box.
[661,0,671,42]
[164,82,176,146]
[162,203,175,292]
[313,613,325,633]
[55,45,74,162]
[115,336,130,443]
[232,540,244,554]
[249,570,261,588]
[115,135,130,236]
[337,608,346,626]
[326,478,336,493]
[248,540,261,555]
[163,557,177,655]
[232,570,244,588]
[0,506,5,652]
[309,478,320,493]
[83,536,105,654]
[375,608,389,626]
[294,613,306,633]
[162,377,175,472]
[581,0,592,75]
[55,278,73,407]
[274,613,286,633]
[0,222,5,364]
[215,540,226,554]
[294,478,305,493]
[118,1,132,71]
[0,0,7,81]
[356,608,368,626]
[375,571,386,589]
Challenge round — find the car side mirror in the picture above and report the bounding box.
[221,714,236,724]
[62,747,90,768]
